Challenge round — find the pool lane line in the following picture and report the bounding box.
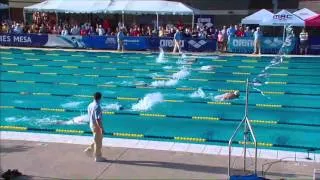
[2,90,320,110]
[3,56,320,71]
[2,69,320,86]
[2,58,320,78]
[2,50,320,64]
[0,126,311,151]
[2,79,320,97]
[1,105,320,128]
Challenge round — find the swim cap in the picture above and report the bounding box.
[234,90,240,96]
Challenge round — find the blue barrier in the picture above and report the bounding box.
[228,37,298,54]
[2,33,319,55]
[309,37,320,55]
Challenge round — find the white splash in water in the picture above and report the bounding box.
[61,115,89,125]
[163,66,173,69]
[102,102,122,111]
[150,79,178,87]
[132,92,163,111]
[61,101,84,108]
[181,53,187,59]
[172,68,190,79]
[190,88,206,98]
[156,48,167,63]
[200,65,215,71]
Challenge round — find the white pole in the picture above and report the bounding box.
[8,7,11,20]
[282,25,285,43]
[156,13,159,30]
[192,13,194,30]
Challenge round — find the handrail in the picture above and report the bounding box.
[228,78,258,177]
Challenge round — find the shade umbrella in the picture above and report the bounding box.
[305,14,320,27]
[241,9,274,25]
[293,8,317,20]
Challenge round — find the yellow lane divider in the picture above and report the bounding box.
[213,59,227,62]
[16,80,34,84]
[117,97,139,101]
[226,80,246,83]
[97,55,110,58]
[192,116,220,121]
[8,71,24,74]
[232,72,250,75]
[189,78,208,82]
[40,72,57,75]
[81,60,95,63]
[0,126,27,131]
[46,53,59,56]
[265,81,287,85]
[103,111,115,115]
[174,137,206,142]
[117,75,134,78]
[2,63,17,66]
[207,101,231,105]
[176,87,196,91]
[153,77,170,80]
[0,106,15,109]
[32,64,48,67]
[250,120,278,124]
[256,104,282,108]
[40,108,65,112]
[84,74,99,77]
[113,133,144,138]
[73,95,91,98]
[218,89,238,92]
[56,129,84,134]
[32,93,51,96]
[262,91,285,95]
[269,74,288,76]
[62,66,78,69]
[59,82,78,86]
[239,141,273,147]
[140,113,166,118]
[71,54,84,57]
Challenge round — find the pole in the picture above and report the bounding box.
[8,7,11,20]
[23,9,26,23]
[122,12,124,27]
[56,12,59,26]
[192,13,194,30]
[156,13,159,30]
[282,25,285,43]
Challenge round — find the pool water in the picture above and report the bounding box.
[1,48,320,153]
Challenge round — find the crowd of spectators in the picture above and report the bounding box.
[1,12,258,41]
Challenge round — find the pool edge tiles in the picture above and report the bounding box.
[1,131,319,163]
[1,46,320,58]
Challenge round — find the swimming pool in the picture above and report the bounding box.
[1,48,320,153]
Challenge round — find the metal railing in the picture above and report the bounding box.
[228,78,258,177]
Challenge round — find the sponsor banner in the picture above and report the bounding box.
[309,37,320,55]
[82,36,117,50]
[0,33,48,47]
[123,36,149,50]
[46,35,85,48]
[195,15,214,29]
[228,37,297,54]
[150,37,216,52]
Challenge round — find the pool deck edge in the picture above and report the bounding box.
[1,131,319,163]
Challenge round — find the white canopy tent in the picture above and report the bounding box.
[24,0,199,29]
[293,8,317,20]
[24,0,112,13]
[241,9,274,25]
[0,3,9,10]
[260,9,305,27]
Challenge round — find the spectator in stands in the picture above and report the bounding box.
[253,27,262,55]
[61,26,69,36]
[97,25,105,36]
[299,28,309,55]
[117,28,125,52]
[39,24,47,34]
[70,25,80,35]
[51,25,60,35]
[1,22,9,33]
[88,26,96,36]
[80,26,88,36]
[184,28,192,38]
[227,25,236,43]
[13,23,23,34]
[236,26,244,37]
[244,26,253,37]
[158,26,165,37]
[207,28,215,39]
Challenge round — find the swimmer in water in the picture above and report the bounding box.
[215,90,240,101]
